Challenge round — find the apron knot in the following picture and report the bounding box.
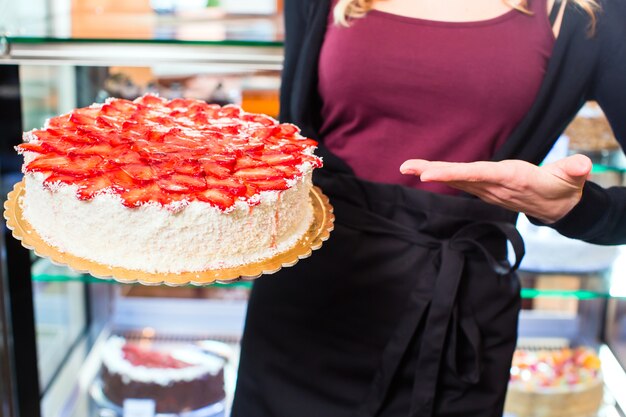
[357,220,524,417]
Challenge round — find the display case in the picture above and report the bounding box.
[0,3,625,417]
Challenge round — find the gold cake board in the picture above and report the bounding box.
[4,181,334,286]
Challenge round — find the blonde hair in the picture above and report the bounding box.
[333,0,599,33]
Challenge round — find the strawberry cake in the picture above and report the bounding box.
[504,347,603,417]
[17,95,322,273]
[100,336,225,413]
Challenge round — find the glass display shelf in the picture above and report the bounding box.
[28,258,626,299]
[0,7,284,67]
[3,12,283,45]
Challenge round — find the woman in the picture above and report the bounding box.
[232,0,626,416]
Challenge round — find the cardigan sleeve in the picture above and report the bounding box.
[279,0,309,124]
[532,0,626,245]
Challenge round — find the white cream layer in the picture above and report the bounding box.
[21,171,314,273]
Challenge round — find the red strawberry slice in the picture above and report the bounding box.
[110,169,136,191]
[234,155,263,170]
[69,112,95,125]
[243,184,260,201]
[258,152,301,166]
[234,166,282,181]
[242,114,276,127]
[36,138,80,154]
[108,98,137,113]
[43,172,78,187]
[166,98,191,110]
[120,183,164,207]
[121,164,155,181]
[293,138,318,147]
[17,142,46,154]
[216,124,241,135]
[157,174,206,193]
[192,113,209,125]
[32,128,64,141]
[144,130,166,143]
[76,173,114,199]
[209,154,237,169]
[169,109,188,118]
[189,102,218,115]
[273,165,300,179]
[111,150,143,166]
[74,143,114,156]
[205,176,246,196]
[248,178,289,191]
[135,95,166,106]
[301,154,324,168]
[62,155,103,175]
[217,106,241,119]
[200,160,231,178]
[99,103,121,116]
[151,160,176,177]
[72,127,109,144]
[96,116,118,128]
[26,155,74,173]
[173,160,203,176]
[195,188,235,210]
[250,127,274,140]
[273,124,300,138]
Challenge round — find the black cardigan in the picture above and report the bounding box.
[280,0,626,245]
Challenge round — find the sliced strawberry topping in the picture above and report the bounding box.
[234,155,263,171]
[76,173,114,199]
[234,166,282,181]
[249,178,290,191]
[135,95,166,106]
[158,174,206,193]
[121,164,154,182]
[195,188,235,210]
[120,183,163,207]
[201,160,232,179]
[17,142,46,154]
[26,155,74,173]
[108,98,137,113]
[242,114,276,127]
[43,172,79,187]
[258,151,301,166]
[20,94,322,209]
[273,123,300,138]
[218,106,241,119]
[205,176,246,196]
[122,344,193,369]
[273,165,300,179]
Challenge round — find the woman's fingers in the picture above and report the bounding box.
[399,155,593,223]
[543,154,592,186]
[400,159,515,184]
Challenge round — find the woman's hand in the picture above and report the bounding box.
[399,154,593,224]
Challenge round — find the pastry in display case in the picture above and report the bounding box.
[504,346,604,417]
[97,336,226,415]
[565,101,620,154]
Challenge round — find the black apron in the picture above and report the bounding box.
[232,168,524,417]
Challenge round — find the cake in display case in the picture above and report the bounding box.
[95,336,227,416]
[504,346,604,417]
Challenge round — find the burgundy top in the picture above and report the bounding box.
[318,0,555,194]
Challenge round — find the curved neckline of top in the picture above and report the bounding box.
[367,7,520,27]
